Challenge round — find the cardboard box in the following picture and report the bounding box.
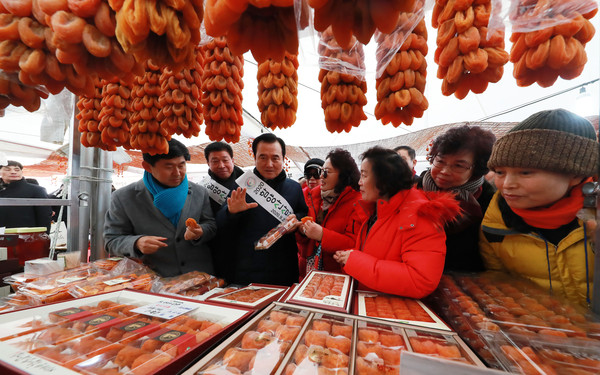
[284,271,354,313]
[0,289,253,375]
[353,290,451,331]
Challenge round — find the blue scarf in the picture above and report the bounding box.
[143,171,188,228]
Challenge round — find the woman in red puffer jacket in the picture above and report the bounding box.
[334,147,461,298]
[297,149,363,279]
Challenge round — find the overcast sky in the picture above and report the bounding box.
[1,6,598,156]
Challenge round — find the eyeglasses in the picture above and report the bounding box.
[305,170,321,179]
[321,169,338,178]
[432,156,473,173]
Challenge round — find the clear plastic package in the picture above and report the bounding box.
[255,215,299,250]
[354,320,407,374]
[283,313,354,375]
[195,304,309,374]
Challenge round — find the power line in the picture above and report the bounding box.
[476,79,599,122]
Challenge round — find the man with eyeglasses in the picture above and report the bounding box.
[302,158,324,205]
[203,142,245,214]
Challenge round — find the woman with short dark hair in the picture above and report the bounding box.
[334,147,460,298]
[418,125,496,272]
[298,149,362,278]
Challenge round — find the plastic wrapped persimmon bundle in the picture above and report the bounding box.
[200,36,244,143]
[506,0,597,87]
[432,0,510,99]
[375,8,429,126]
[318,28,367,133]
[257,52,299,129]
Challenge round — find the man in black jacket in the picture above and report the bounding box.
[0,160,52,231]
[203,142,245,214]
[216,134,308,286]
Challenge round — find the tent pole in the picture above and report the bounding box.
[67,96,82,258]
[78,146,93,263]
[89,149,112,261]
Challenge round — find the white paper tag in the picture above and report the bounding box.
[236,170,293,222]
[131,300,198,320]
[103,278,130,286]
[0,247,6,261]
[201,176,230,206]
[57,276,86,285]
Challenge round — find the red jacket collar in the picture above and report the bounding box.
[356,188,415,221]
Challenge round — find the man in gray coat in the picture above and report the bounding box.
[104,139,216,277]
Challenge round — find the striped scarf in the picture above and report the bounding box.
[422,169,484,202]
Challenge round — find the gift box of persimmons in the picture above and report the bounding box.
[184,301,485,375]
[0,289,253,374]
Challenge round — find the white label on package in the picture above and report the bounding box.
[201,175,230,206]
[236,170,293,222]
[57,276,86,285]
[131,300,198,320]
[103,277,130,286]
[0,247,6,261]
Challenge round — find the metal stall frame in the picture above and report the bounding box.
[0,98,113,263]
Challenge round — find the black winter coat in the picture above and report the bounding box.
[0,179,52,231]
[216,169,308,286]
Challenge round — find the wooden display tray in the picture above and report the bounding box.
[353,290,451,331]
[0,289,253,375]
[284,270,354,313]
[206,283,288,310]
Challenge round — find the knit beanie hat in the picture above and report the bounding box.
[304,158,324,173]
[488,109,598,177]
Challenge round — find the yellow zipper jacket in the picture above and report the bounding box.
[479,192,594,307]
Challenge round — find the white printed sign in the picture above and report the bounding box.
[201,175,230,206]
[235,170,293,222]
[103,278,130,286]
[131,299,198,320]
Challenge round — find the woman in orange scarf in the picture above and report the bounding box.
[480,109,598,307]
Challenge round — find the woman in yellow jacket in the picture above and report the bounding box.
[479,109,598,307]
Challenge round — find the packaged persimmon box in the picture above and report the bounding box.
[353,290,451,331]
[480,329,600,375]
[182,302,311,375]
[404,327,485,367]
[284,270,354,313]
[0,289,253,375]
[206,283,288,310]
[279,311,356,375]
[429,270,600,368]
